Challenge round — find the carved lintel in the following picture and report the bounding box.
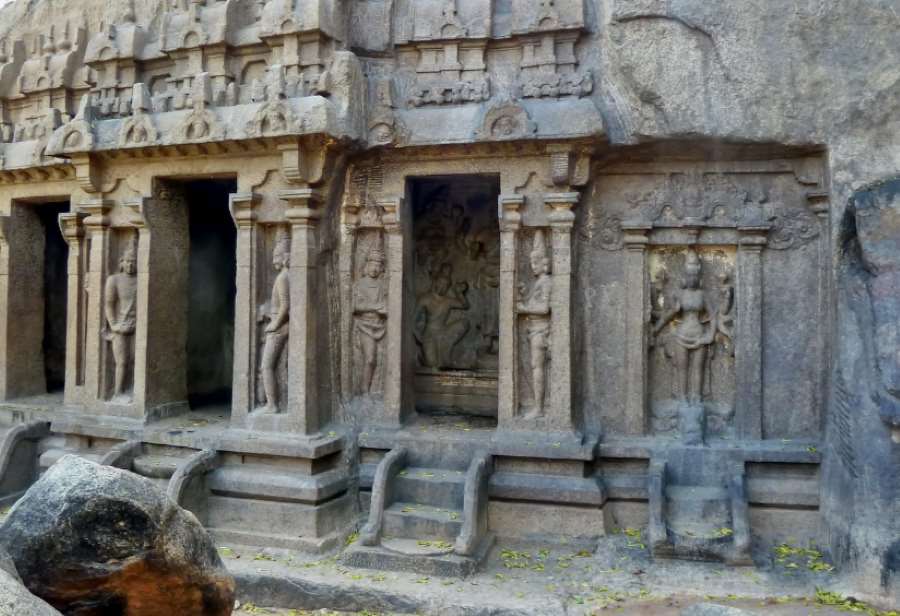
[229,192,261,228]
[57,211,88,243]
[545,192,579,230]
[499,194,524,232]
[79,197,114,229]
[378,196,403,235]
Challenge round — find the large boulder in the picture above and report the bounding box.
[0,455,234,616]
[0,548,62,616]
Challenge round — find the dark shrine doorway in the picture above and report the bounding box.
[185,178,237,409]
[37,201,69,394]
[410,175,501,420]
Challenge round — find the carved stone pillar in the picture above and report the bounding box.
[497,194,523,427]
[58,212,88,405]
[81,198,114,406]
[123,194,189,420]
[0,205,44,401]
[380,196,409,426]
[339,200,361,401]
[545,192,579,433]
[735,226,769,439]
[622,224,651,435]
[282,189,322,434]
[229,192,261,424]
[809,195,831,433]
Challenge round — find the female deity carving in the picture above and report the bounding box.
[353,246,388,393]
[517,231,552,417]
[651,249,718,406]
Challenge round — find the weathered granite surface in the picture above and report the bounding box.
[0,456,234,615]
[0,0,894,607]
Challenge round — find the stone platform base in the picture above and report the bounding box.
[342,533,495,577]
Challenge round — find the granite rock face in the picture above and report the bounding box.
[0,548,62,616]
[0,456,234,616]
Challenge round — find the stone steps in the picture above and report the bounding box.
[383,501,463,542]
[394,466,466,509]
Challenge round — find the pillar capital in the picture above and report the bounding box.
[79,198,114,229]
[545,192,579,230]
[377,196,403,235]
[229,192,262,228]
[57,211,88,243]
[498,194,524,232]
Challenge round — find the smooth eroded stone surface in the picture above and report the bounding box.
[680,604,751,616]
[0,456,234,616]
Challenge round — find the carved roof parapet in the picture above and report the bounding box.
[160,0,237,52]
[15,23,88,96]
[258,0,346,43]
[84,0,147,66]
[406,0,492,44]
[510,0,585,36]
[46,94,96,156]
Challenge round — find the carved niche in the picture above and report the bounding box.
[255,226,291,414]
[649,247,735,440]
[352,208,388,395]
[516,229,552,418]
[411,178,501,415]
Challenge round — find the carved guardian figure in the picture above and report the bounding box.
[257,231,290,414]
[104,237,138,399]
[353,246,388,393]
[517,230,552,417]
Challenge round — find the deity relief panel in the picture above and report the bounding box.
[516,229,552,418]
[255,227,291,415]
[576,156,828,439]
[103,233,138,402]
[352,216,388,396]
[648,248,736,441]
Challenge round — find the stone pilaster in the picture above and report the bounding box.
[58,212,88,405]
[545,192,579,434]
[380,196,408,426]
[735,226,769,440]
[229,192,261,424]
[497,194,523,428]
[622,224,651,436]
[339,199,361,401]
[0,204,44,401]
[81,198,114,406]
[283,188,322,434]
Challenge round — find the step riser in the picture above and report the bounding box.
[394,477,464,509]
[383,511,461,541]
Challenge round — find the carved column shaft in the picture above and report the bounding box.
[381,197,408,425]
[339,201,361,401]
[546,192,579,433]
[736,227,768,440]
[622,224,651,436]
[229,192,261,422]
[497,194,523,427]
[82,198,114,405]
[283,188,322,434]
[0,205,44,401]
[59,212,88,404]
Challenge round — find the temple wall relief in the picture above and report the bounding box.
[575,156,830,441]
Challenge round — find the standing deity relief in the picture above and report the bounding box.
[256,228,291,415]
[517,230,552,417]
[353,242,388,394]
[104,235,138,402]
[649,248,735,442]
